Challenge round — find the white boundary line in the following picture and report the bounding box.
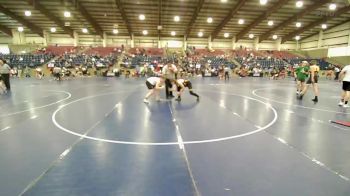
[19,101,123,196]
[52,91,278,145]
[168,103,184,149]
[269,134,350,182]
[0,126,11,133]
[0,91,72,118]
[167,102,201,195]
[252,87,350,114]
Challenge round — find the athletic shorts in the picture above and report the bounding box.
[177,85,182,92]
[343,81,350,91]
[307,75,318,84]
[146,81,155,89]
[185,81,193,89]
[297,78,305,82]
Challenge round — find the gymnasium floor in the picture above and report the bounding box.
[0,76,350,196]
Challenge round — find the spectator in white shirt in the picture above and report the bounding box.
[338,65,350,107]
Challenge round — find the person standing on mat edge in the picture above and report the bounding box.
[295,61,309,96]
[224,65,230,81]
[338,64,350,108]
[334,65,341,81]
[299,60,320,102]
[0,59,11,92]
[162,62,177,99]
[174,78,200,102]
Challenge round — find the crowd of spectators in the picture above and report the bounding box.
[0,45,342,81]
[50,54,118,68]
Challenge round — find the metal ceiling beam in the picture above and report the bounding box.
[259,0,332,42]
[235,0,289,41]
[115,0,132,38]
[282,6,350,43]
[28,0,74,38]
[211,0,247,40]
[158,0,162,38]
[300,18,350,41]
[67,0,103,38]
[0,23,12,37]
[185,0,205,38]
[0,5,43,37]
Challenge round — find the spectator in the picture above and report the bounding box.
[334,65,341,80]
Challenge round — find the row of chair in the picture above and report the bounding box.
[0,54,54,68]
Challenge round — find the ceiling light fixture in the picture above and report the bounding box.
[260,0,268,5]
[207,17,213,23]
[24,10,31,16]
[64,11,71,17]
[174,16,180,22]
[50,27,56,33]
[329,3,336,10]
[139,14,145,20]
[296,1,303,8]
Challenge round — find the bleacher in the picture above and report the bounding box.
[128,48,164,56]
[193,49,226,57]
[0,47,331,72]
[0,54,54,68]
[256,59,286,68]
[233,49,299,68]
[85,47,122,57]
[128,55,163,66]
[286,58,330,69]
[232,49,330,70]
[200,57,235,68]
[146,48,164,56]
[54,54,118,68]
[45,46,76,55]
[258,50,299,60]
[123,48,167,67]
[235,57,287,69]
[165,54,177,63]
[251,50,333,69]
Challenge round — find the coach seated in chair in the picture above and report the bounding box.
[82,66,89,76]
[53,66,62,81]
[252,66,263,77]
[113,68,120,77]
